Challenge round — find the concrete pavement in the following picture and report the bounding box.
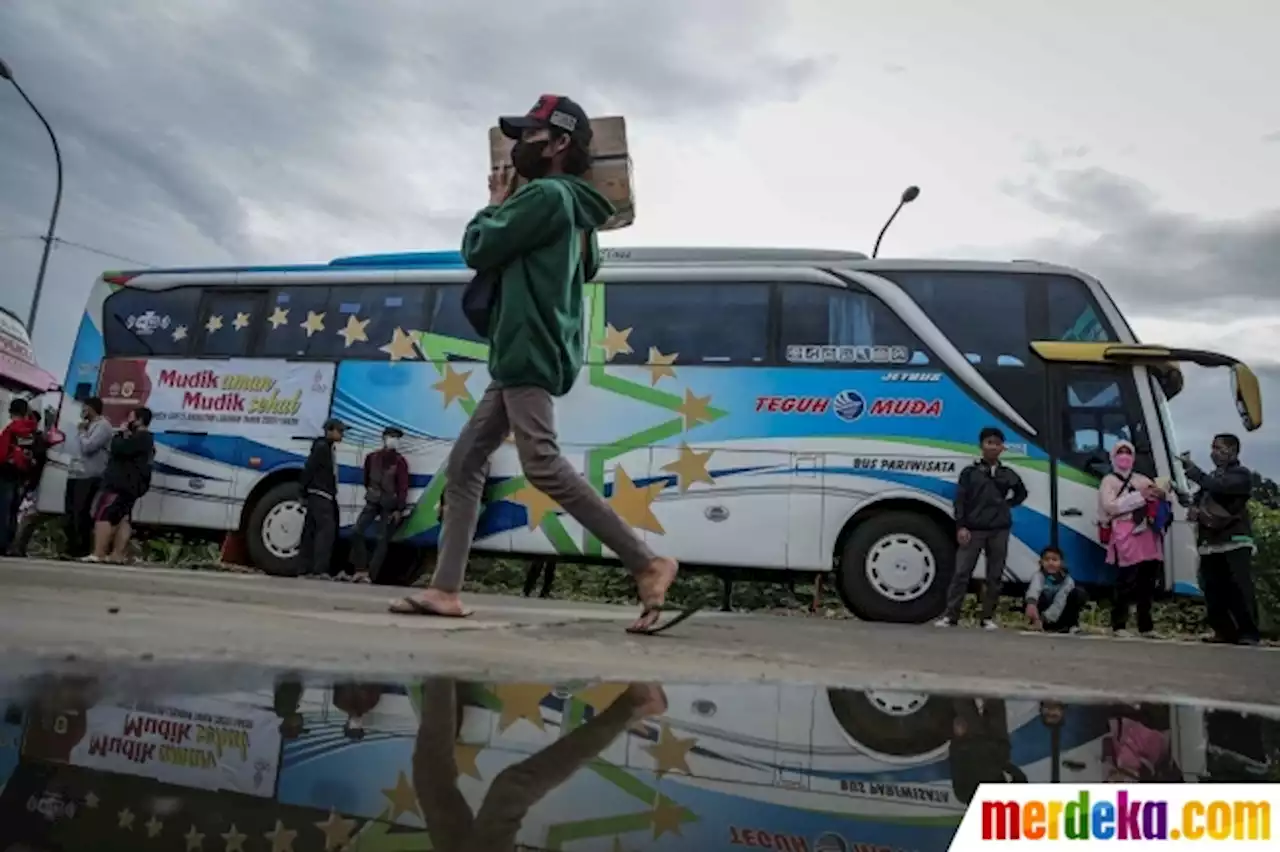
[0,558,1275,710]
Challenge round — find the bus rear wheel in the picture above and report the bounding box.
[838,510,952,623]
[247,482,307,577]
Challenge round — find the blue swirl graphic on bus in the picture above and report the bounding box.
[833,390,866,422]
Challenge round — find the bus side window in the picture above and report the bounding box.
[1060,367,1151,476]
[778,283,931,365]
[1046,276,1117,342]
[592,281,770,366]
[260,286,333,359]
[197,291,266,358]
[426,284,487,351]
[102,287,203,357]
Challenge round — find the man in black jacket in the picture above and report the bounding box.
[298,418,345,578]
[1181,433,1259,645]
[85,406,155,563]
[938,426,1028,629]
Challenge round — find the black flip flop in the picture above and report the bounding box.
[389,596,474,618]
[626,601,704,636]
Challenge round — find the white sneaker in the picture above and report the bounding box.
[981,619,999,630]
[1112,628,1132,638]
[79,555,101,563]
[1139,630,1156,639]
[933,617,957,628]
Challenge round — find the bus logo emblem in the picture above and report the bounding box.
[833,390,867,422]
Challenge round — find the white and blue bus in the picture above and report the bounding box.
[38,247,1263,622]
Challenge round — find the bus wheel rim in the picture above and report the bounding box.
[262,500,306,559]
[865,690,929,716]
[865,533,935,602]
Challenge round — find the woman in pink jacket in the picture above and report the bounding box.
[1097,440,1167,636]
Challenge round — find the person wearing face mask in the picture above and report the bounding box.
[298,418,345,579]
[1180,433,1259,646]
[392,95,688,635]
[64,397,111,558]
[345,426,410,583]
[84,406,154,563]
[1097,440,1167,636]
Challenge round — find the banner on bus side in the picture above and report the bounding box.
[98,358,336,439]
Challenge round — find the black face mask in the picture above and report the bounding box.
[510,139,551,179]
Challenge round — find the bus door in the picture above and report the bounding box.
[1033,342,1263,588]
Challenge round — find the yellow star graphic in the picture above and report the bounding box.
[660,444,716,493]
[494,683,550,733]
[645,347,678,386]
[455,743,483,780]
[644,723,697,777]
[380,327,419,361]
[118,808,135,830]
[301,310,326,338]
[204,314,223,334]
[650,796,686,839]
[598,323,633,361]
[232,312,251,331]
[608,467,666,534]
[675,388,713,431]
[432,363,473,409]
[221,824,248,852]
[185,824,205,851]
[84,791,99,809]
[171,325,188,342]
[511,482,560,529]
[573,682,630,710]
[314,810,357,851]
[337,313,370,348]
[264,819,298,852]
[145,814,164,838]
[380,771,422,822]
[267,306,289,329]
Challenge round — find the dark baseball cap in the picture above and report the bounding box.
[499,94,593,147]
[323,418,346,433]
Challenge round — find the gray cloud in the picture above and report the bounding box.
[1,0,822,370]
[1263,130,1280,143]
[1000,166,1280,321]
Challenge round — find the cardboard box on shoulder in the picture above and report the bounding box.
[488,115,634,231]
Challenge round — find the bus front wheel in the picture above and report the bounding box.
[837,510,952,623]
[247,482,307,577]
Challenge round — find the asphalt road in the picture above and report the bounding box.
[0,558,1275,710]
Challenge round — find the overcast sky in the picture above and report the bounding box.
[2,0,1278,471]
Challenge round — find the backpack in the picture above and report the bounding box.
[4,428,42,475]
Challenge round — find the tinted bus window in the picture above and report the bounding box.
[198,292,264,358]
[315,285,431,360]
[103,287,202,357]
[260,286,332,358]
[779,283,932,366]
[883,271,1032,368]
[1047,276,1118,342]
[596,282,770,365]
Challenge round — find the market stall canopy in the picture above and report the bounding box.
[0,306,59,393]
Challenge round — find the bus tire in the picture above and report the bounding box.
[246,482,307,577]
[826,689,952,757]
[838,510,952,623]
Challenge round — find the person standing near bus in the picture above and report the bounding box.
[298,418,345,579]
[937,426,1028,629]
[64,397,112,558]
[1097,440,1167,637]
[1180,434,1260,646]
[85,406,155,563]
[390,95,685,634]
[0,398,42,553]
[345,425,409,583]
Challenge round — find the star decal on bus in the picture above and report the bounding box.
[511,482,560,529]
[337,314,370,348]
[171,325,188,342]
[205,314,223,334]
[300,310,326,337]
[232,311,252,331]
[660,444,716,492]
[431,363,472,409]
[267,306,289,329]
[608,467,666,534]
[380,327,419,361]
[599,323,633,360]
[644,346,678,385]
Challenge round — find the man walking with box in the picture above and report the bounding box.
[390,95,693,634]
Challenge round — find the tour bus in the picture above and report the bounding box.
[38,248,1263,622]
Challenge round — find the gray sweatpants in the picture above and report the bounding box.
[429,382,655,593]
[944,528,1010,621]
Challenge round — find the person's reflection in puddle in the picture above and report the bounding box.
[1103,702,1183,783]
[948,698,1027,804]
[272,675,307,741]
[332,681,385,741]
[413,679,666,852]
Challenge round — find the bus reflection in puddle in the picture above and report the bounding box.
[0,675,1273,851]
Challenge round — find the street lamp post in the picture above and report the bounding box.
[0,57,63,336]
[871,185,921,259]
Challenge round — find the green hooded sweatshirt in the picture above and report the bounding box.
[460,174,614,397]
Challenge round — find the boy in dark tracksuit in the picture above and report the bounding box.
[298,418,345,578]
[345,426,410,583]
[938,426,1028,629]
